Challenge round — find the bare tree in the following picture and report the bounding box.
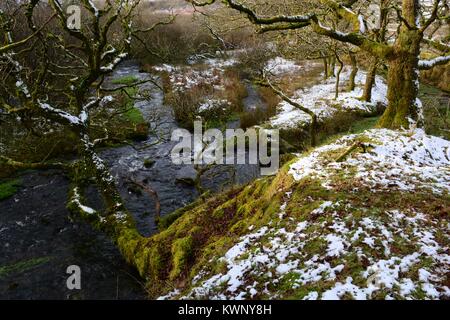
[0,0,174,276]
[188,0,450,129]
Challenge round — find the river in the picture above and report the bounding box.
[0,61,262,299]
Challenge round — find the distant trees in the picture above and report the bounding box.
[189,0,450,129]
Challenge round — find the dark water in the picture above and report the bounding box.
[0,61,261,299]
[243,82,267,112]
[0,172,146,299]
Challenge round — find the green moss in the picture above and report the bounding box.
[143,244,164,280]
[170,236,194,280]
[121,87,144,124]
[158,200,201,230]
[143,158,155,168]
[0,179,21,201]
[229,220,248,234]
[112,75,139,85]
[117,86,148,140]
[0,257,51,279]
[189,236,234,279]
[212,206,226,219]
[124,107,145,124]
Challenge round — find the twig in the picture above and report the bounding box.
[128,178,161,223]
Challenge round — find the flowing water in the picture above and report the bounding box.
[0,61,261,299]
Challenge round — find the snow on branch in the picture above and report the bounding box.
[37,101,83,126]
[85,0,100,18]
[100,52,128,72]
[191,0,387,58]
[192,0,315,24]
[418,54,450,70]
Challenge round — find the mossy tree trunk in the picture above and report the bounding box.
[328,56,336,77]
[347,52,358,91]
[335,53,344,99]
[362,58,378,102]
[377,1,423,129]
[323,57,329,80]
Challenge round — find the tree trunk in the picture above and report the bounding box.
[377,1,422,129]
[323,57,328,80]
[347,52,358,91]
[335,54,344,99]
[328,56,336,77]
[362,58,378,102]
[310,114,317,147]
[69,131,146,272]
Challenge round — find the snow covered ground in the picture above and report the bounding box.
[160,128,450,300]
[152,55,449,300]
[290,128,450,194]
[153,56,240,114]
[179,203,449,300]
[154,64,223,92]
[153,56,239,93]
[269,67,387,128]
[265,57,302,75]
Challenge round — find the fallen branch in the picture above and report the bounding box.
[0,155,71,171]
[335,142,367,162]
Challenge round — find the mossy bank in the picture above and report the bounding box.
[134,129,449,300]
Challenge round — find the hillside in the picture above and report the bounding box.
[154,128,450,300]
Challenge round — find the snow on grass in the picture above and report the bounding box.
[269,68,387,128]
[153,56,237,92]
[198,99,231,113]
[205,57,238,69]
[265,57,302,75]
[163,196,449,300]
[159,128,449,300]
[289,128,450,194]
[153,57,238,113]
[168,198,450,300]
[167,67,221,92]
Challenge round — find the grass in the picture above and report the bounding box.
[419,83,450,139]
[112,75,139,85]
[0,179,21,201]
[347,116,380,134]
[205,112,240,131]
[124,107,145,124]
[0,257,51,279]
[316,115,380,147]
[120,86,146,125]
